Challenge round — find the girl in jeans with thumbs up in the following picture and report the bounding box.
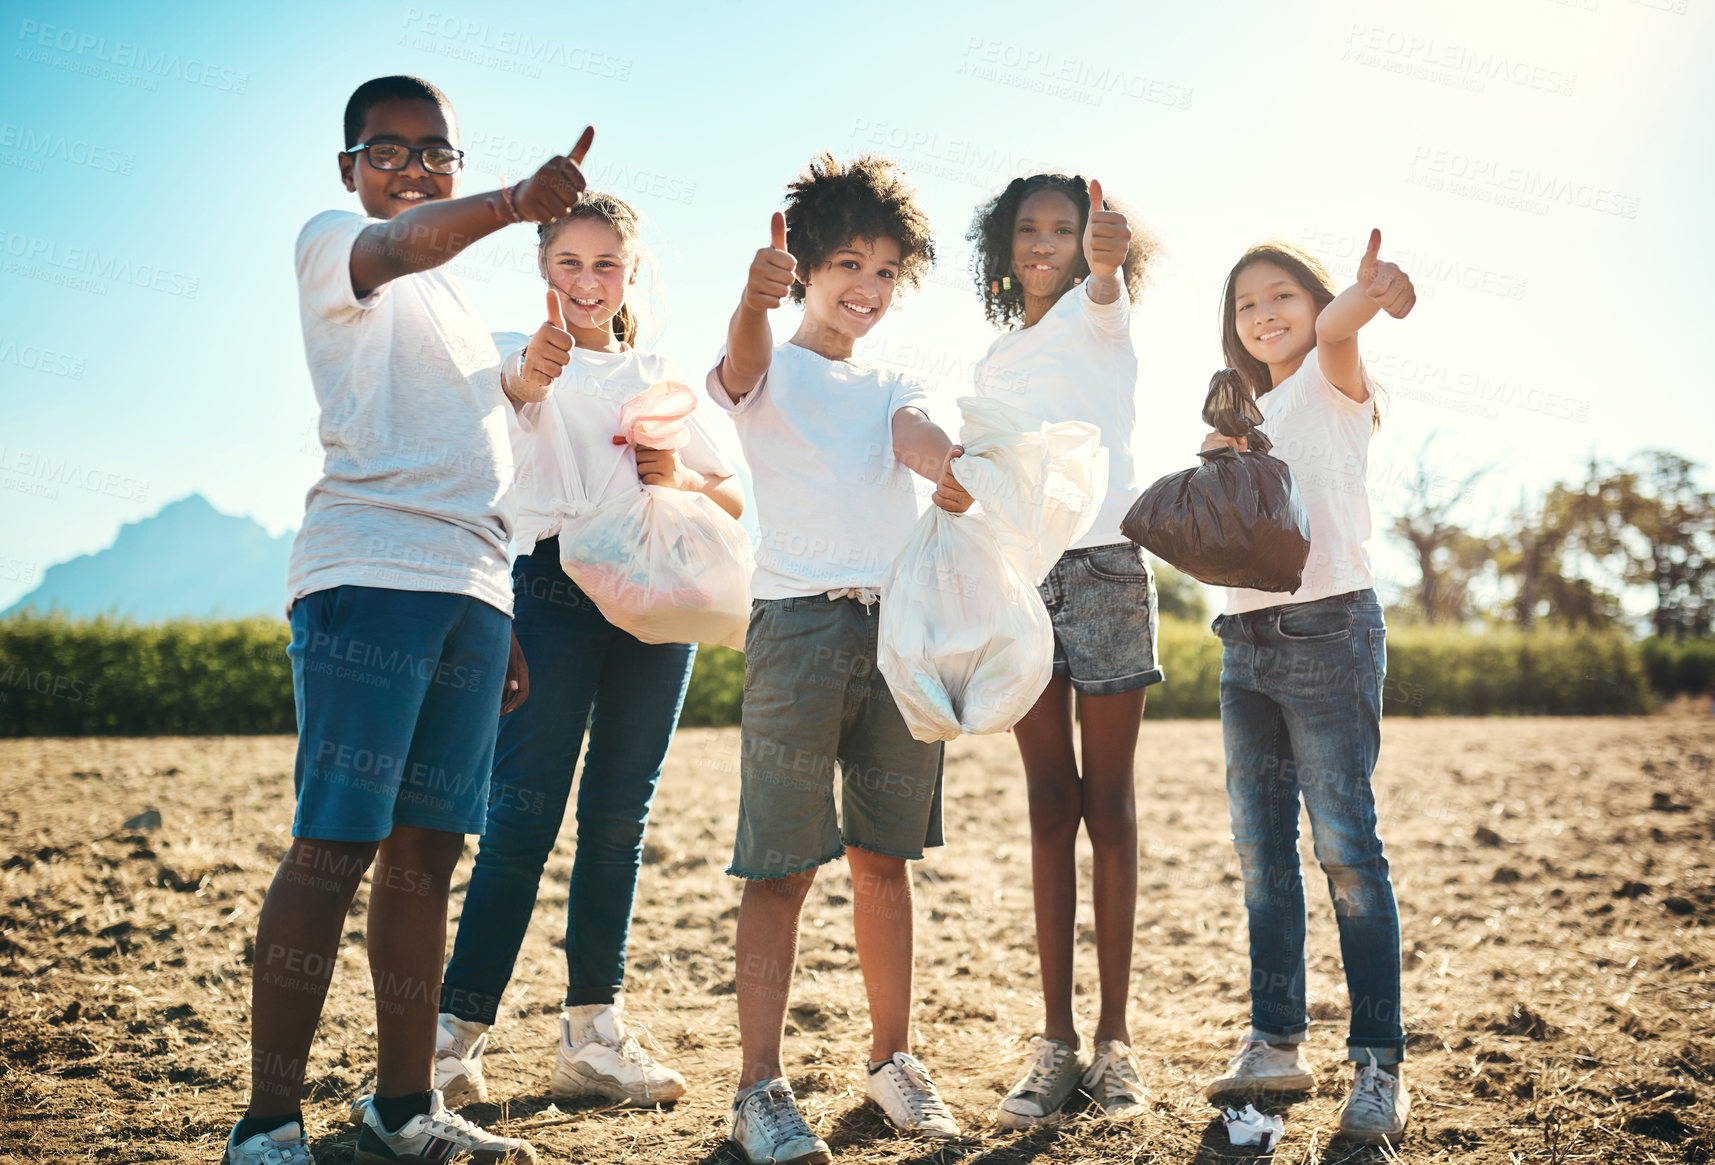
[967,173,1159,1128]
[433,192,744,1111]
[1199,234,1415,1145]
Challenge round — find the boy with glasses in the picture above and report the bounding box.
[221,74,591,1165]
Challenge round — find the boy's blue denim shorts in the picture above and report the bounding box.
[729,594,945,880]
[1038,542,1165,696]
[288,585,511,842]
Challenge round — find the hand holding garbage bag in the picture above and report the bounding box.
[552,381,754,650]
[879,397,1107,744]
[1121,369,1311,593]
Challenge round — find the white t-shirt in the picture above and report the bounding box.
[972,283,1140,550]
[288,210,515,615]
[494,335,735,556]
[1224,348,1377,615]
[705,341,929,600]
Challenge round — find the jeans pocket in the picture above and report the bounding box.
[1370,627,1388,715]
[1275,600,1352,642]
[1085,543,1151,582]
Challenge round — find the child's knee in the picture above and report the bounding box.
[278,838,376,897]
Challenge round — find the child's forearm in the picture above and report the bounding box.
[351,192,515,295]
[891,408,954,482]
[699,473,745,520]
[1084,270,1122,306]
[718,304,773,401]
[1315,283,1383,345]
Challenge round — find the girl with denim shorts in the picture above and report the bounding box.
[1199,232,1417,1145]
[967,174,1161,1126]
[430,193,745,1111]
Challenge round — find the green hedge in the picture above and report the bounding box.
[0,612,1668,736]
[1639,636,1715,700]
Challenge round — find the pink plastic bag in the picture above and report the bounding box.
[613,380,697,451]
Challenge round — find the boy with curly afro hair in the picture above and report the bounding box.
[707,152,970,1164]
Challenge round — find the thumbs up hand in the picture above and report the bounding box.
[1356,228,1416,319]
[512,127,596,224]
[743,212,798,313]
[1081,178,1132,281]
[509,287,576,402]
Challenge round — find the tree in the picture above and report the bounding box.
[1391,442,1492,623]
[1623,452,1715,640]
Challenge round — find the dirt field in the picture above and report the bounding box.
[3,715,1713,1164]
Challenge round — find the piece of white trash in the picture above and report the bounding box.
[1222,1104,1284,1150]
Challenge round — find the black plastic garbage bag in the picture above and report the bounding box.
[1121,370,1311,592]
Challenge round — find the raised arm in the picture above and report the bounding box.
[1081,178,1131,307]
[349,128,594,299]
[891,407,972,514]
[715,212,796,403]
[1314,228,1416,401]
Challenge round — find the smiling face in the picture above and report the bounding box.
[539,216,635,345]
[338,97,459,220]
[1232,260,1320,373]
[1010,188,1082,301]
[800,235,901,342]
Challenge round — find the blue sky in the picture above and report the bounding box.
[1,0,1710,612]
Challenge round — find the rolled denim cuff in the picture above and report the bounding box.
[1249,1024,1307,1046]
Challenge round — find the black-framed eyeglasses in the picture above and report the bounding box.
[344,142,465,175]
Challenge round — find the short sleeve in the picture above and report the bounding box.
[681,411,736,478]
[887,370,930,420]
[295,210,383,324]
[1309,347,1379,414]
[704,346,766,415]
[1078,279,1131,344]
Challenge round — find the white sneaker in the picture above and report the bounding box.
[1204,1038,1316,1100]
[729,1078,831,1165]
[1081,1040,1147,1119]
[549,997,686,1106]
[220,1120,315,1165]
[436,1014,491,1107]
[345,1014,492,1124]
[1338,1055,1409,1144]
[353,1089,535,1164]
[865,1052,960,1139]
[997,1037,1082,1129]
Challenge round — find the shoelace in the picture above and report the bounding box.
[1085,1048,1143,1102]
[1346,1055,1398,1122]
[887,1055,954,1120]
[256,1141,313,1165]
[1018,1040,1072,1095]
[1226,1039,1273,1074]
[748,1087,816,1141]
[422,1106,512,1149]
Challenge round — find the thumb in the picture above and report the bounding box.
[1362,228,1382,266]
[770,211,787,252]
[1087,178,1104,215]
[546,287,566,332]
[569,125,595,166]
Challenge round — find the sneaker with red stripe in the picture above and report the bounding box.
[353,1089,535,1164]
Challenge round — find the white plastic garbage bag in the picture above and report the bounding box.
[877,397,1106,743]
[548,381,753,650]
[1221,1104,1284,1150]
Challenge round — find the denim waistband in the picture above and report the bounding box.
[1055,541,1134,560]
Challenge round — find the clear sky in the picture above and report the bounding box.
[1,0,1710,611]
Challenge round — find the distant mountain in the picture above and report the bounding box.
[4,494,293,622]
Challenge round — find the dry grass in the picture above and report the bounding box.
[2,714,1713,1163]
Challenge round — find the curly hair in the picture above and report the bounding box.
[966,173,1156,329]
[782,153,934,304]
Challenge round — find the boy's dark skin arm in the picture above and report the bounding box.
[345,127,594,298]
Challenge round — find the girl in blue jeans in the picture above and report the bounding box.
[1199,232,1416,1145]
[435,193,744,1108]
